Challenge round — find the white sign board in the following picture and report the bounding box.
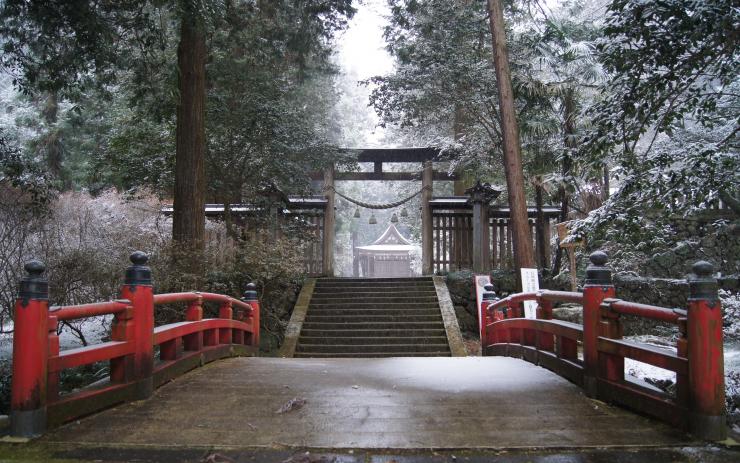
[520,268,539,319]
[475,275,492,340]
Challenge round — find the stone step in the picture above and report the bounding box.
[306,310,440,322]
[313,284,436,291]
[314,283,433,288]
[296,343,451,353]
[309,296,439,304]
[312,288,437,296]
[292,276,451,358]
[299,328,447,337]
[308,304,440,316]
[309,302,440,310]
[312,285,435,292]
[298,336,450,345]
[293,353,451,358]
[317,277,432,284]
[311,291,437,304]
[305,314,442,323]
[301,321,445,330]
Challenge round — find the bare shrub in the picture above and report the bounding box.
[0,189,168,342]
[1,188,306,336]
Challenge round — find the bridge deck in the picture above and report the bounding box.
[42,357,689,450]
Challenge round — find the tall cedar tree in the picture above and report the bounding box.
[1,0,354,253]
[173,9,207,251]
[0,0,209,250]
[486,0,535,272]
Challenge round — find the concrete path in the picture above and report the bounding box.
[41,357,690,450]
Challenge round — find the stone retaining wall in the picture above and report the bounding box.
[644,219,740,279]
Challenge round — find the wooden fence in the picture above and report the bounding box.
[430,198,559,273]
[285,212,324,276]
[168,199,327,277]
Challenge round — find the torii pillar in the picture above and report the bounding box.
[421,161,434,275]
[323,165,335,276]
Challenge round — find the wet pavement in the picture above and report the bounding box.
[41,445,740,462]
[38,357,692,450]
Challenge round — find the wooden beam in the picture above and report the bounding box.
[309,171,459,181]
[345,147,441,163]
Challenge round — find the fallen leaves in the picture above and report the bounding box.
[276,397,307,414]
[282,451,335,462]
[201,453,236,463]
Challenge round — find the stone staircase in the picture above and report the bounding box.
[294,277,452,358]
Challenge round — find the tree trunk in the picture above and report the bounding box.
[553,89,575,275]
[41,92,65,185]
[718,189,740,215]
[453,104,467,196]
[172,15,207,252]
[486,0,535,275]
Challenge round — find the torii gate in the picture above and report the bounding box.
[310,148,458,276]
[311,148,558,277]
[161,148,556,277]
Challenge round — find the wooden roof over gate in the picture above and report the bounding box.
[309,147,460,181]
[350,147,440,163]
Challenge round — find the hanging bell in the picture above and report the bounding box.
[390,213,398,223]
[369,212,377,224]
[354,207,361,218]
[400,207,408,218]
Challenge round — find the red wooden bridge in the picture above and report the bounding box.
[4,251,729,456]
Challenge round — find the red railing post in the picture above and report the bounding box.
[506,299,521,343]
[582,251,614,397]
[202,296,218,347]
[219,300,233,345]
[599,300,623,383]
[46,315,60,404]
[242,283,260,348]
[675,316,689,409]
[11,260,49,437]
[110,303,135,383]
[536,297,555,352]
[184,294,204,351]
[119,251,154,400]
[558,336,578,361]
[687,261,726,440]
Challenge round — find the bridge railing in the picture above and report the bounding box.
[10,252,260,438]
[477,253,725,441]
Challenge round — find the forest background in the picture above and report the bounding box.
[0,0,737,418]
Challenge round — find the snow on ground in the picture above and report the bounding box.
[0,317,111,360]
[722,289,740,339]
[624,335,677,384]
[626,358,677,383]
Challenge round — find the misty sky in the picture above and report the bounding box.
[337,0,394,80]
[334,0,395,146]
